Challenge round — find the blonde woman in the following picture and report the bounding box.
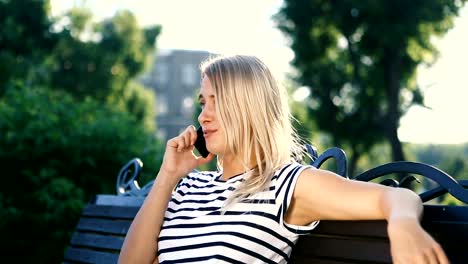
[119,55,448,264]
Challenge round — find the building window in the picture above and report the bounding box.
[157,94,168,114]
[155,64,168,84]
[181,96,194,116]
[156,129,167,141]
[181,64,197,86]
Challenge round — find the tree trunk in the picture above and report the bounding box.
[384,51,406,162]
[349,144,360,178]
[388,124,405,161]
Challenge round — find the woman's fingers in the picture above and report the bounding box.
[187,126,198,146]
[388,218,450,264]
[434,243,449,264]
[393,242,449,264]
[188,125,197,145]
[176,126,198,152]
[176,136,185,152]
[424,244,449,264]
[182,126,197,147]
[425,249,438,264]
[183,133,190,148]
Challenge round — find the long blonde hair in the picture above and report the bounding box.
[200,55,304,204]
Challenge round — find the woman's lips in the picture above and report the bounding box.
[203,129,217,137]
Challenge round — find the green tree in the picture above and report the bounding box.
[276,0,466,175]
[408,143,468,180]
[0,0,57,95]
[50,8,161,102]
[0,0,164,262]
[0,86,163,263]
[50,7,161,130]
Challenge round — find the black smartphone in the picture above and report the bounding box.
[194,127,210,158]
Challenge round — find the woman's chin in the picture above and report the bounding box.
[206,144,222,156]
[207,148,219,156]
[205,145,216,155]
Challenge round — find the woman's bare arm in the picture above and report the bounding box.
[118,125,214,264]
[286,168,421,222]
[118,171,177,264]
[286,167,448,264]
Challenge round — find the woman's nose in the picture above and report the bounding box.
[198,102,215,124]
[198,108,209,124]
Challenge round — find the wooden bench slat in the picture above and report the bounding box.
[82,204,140,219]
[94,194,146,206]
[313,220,388,238]
[66,195,468,263]
[293,235,391,263]
[423,205,468,221]
[311,207,468,245]
[70,232,124,251]
[64,149,468,263]
[294,218,468,264]
[423,221,468,237]
[64,248,119,264]
[76,218,132,235]
[291,257,372,264]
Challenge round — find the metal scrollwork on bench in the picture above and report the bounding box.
[306,144,348,178]
[116,158,153,197]
[116,145,468,203]
[305,144,468,204]
[354,161,468,203]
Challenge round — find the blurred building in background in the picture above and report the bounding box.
[141,49,212,140]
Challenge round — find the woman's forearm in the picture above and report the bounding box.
[118,172,178,264]
[380,187,423,222]
[381,188,448,263]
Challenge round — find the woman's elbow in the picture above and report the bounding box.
[381,187,423,220]
[118,246,158,264]
[118,254,158,264]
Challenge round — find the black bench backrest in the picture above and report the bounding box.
[290,205,468,264]
[63,197,142,264]
[65,148,468,263]
[64,196,468,264]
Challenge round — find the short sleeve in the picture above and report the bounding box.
[275,163,319,236]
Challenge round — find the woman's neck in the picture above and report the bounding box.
[220,154,255,181]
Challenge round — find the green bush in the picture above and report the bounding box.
[0,85,163,263]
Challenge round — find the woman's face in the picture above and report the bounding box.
[198,75,227,155]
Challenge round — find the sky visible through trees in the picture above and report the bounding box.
[51,0,468,144]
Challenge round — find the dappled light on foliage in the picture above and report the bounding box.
[0,85,163,263]
[276,0,466,175]
[0,0,163,262]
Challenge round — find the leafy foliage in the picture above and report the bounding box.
[276,0,466,174]
[0,86,163,263]
[0,0,163,262]
[0,0,57,94]
[49,8,161,102]
[408,143,468,180]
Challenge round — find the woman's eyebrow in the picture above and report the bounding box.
[198,94,215,101]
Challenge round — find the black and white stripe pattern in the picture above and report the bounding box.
[158,163,319,263]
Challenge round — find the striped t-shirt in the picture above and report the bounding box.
[157,162,319,263]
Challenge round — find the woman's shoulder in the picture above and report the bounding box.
[272,162,315,182]
[274,162,311,174]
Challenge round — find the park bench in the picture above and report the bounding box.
[63,145,468,264]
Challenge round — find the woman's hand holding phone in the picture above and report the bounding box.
[158,125,214,185]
